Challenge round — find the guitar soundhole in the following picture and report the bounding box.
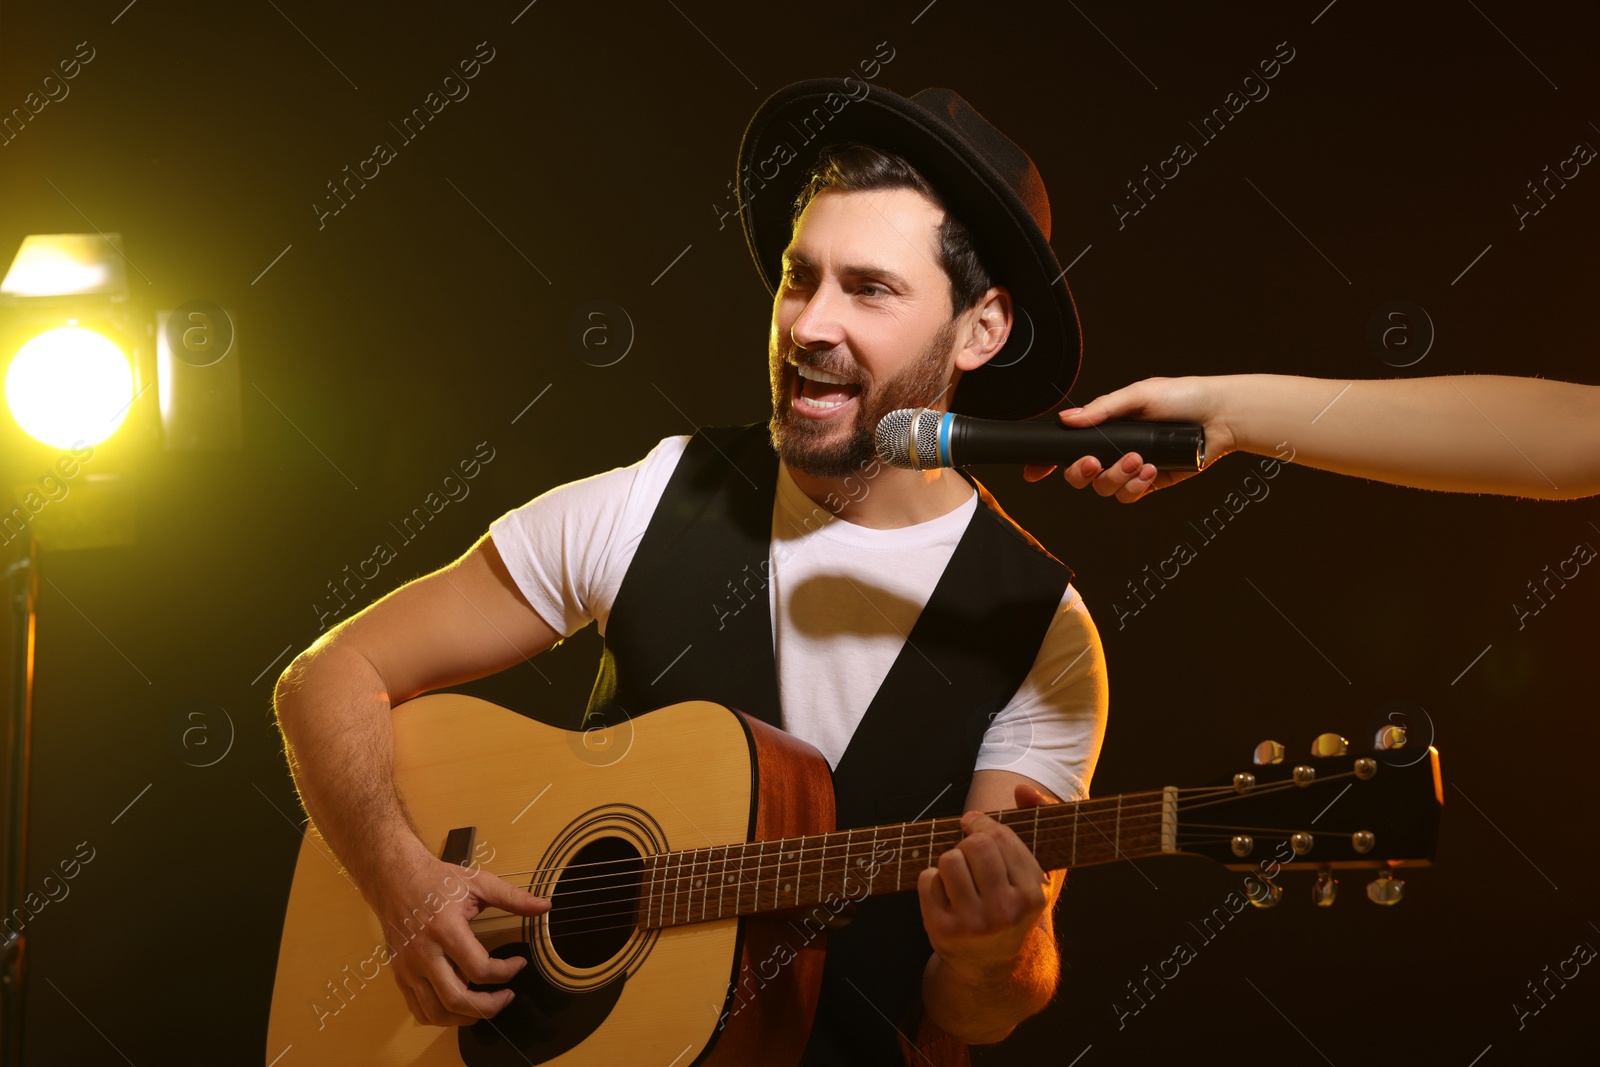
[547,836,641,969]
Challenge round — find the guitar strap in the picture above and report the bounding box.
[590,423,1070,1065]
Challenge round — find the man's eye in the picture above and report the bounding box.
[783,268,808,286]
[858,283,886,297]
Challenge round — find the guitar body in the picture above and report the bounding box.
[267,695,834,1067]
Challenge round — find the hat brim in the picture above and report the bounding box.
[736,79,1082,420]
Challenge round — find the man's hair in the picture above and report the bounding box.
[790,142,994,318]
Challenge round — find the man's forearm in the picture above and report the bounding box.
[273,641,432,896]
[920,922,1058,1044]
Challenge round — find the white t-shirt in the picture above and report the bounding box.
[489,435,1108,803]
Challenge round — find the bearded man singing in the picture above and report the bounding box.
[275,79,1108,1066]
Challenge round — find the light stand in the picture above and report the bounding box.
[0,532,37,1067]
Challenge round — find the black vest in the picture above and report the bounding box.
[588,425,1068,1064]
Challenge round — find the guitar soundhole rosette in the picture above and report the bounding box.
[530,805,664,991]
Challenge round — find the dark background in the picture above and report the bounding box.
[1,0,1596,1062]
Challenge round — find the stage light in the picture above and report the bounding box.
[0,239,242,1067]
[5,325,135,449]
[0,234,149,464]
[0,233,145,1067]
[0,233,126,299]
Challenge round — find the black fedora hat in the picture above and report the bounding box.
[736,78,1081,420]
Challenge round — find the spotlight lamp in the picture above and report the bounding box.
[0,233,152,464]
[5,324,135,449]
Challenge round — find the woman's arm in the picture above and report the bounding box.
[1026,374,1600,501]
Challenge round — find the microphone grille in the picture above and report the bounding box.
[874,408,945,470]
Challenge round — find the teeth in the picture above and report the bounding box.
[797,364,852,386]
[797,395,846,410]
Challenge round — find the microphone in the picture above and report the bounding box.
[874,408,1206,472]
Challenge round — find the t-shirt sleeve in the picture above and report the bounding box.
[488,436,690,638]
[975,584,1109,802]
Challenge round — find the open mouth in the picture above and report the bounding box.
[792,361,863,413]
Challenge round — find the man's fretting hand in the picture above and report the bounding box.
[917,783,1054,981]
[367,848,549,1027]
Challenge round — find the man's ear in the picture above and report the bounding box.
[953,286,1013,372]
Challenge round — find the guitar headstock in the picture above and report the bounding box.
[1175,730,1443,905]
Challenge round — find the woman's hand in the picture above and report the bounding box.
[1023,376,1237,502]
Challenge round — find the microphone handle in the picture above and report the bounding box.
[947,418,1205,470]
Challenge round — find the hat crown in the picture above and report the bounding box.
[908,88,1052,242]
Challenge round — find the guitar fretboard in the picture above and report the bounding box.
[637,788,1176,929]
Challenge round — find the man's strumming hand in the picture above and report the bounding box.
[365,842,549,1027]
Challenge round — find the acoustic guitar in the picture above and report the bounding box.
[266,695,1442,1066]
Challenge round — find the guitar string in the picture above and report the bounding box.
[475,785,1226,884]
[460,778,1347,924]
[478,799,1179,886]
[467,789,1355,935]
[476,824,1330,938]
[455,768,1383,937]
[476,804,1180,894]
[1171,770,1359,815]
[494,819,1351,934]
[509,814,1357,922]
[470,774,1335,890]
[485,814,1192,920]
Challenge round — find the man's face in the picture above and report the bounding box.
[768,187,967,478]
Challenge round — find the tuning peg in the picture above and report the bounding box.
[1310,733,1349,758]
[1351,831,1375,854]
[1246,878,1283,908]
[1374,725,1407,751]
[1366,870,1404,905]
[1353,757,1377,780]
[1312,867,1338,906]
[1253,740,1285,766]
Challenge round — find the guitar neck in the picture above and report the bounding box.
[640,788,1176,929]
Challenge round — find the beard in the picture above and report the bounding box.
[768,318,960,478]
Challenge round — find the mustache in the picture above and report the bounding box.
[785,348,863,386]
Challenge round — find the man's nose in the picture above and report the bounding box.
[789,286,845,351]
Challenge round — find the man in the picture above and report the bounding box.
[274,79,1106,1063]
